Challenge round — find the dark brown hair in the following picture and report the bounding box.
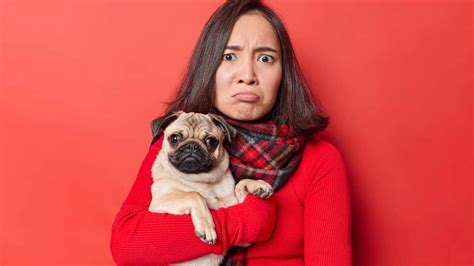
[155,0,329,137]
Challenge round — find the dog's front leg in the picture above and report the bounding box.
[151,191,217,244]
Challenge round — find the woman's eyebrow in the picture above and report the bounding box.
[225,45,279,53]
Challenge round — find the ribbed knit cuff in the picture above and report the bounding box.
[212,194,276,255]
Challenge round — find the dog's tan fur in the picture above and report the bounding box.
[148,112,272,266]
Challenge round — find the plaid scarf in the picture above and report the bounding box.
[221,118,306,266]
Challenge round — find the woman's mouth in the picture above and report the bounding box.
[234,92,260,102]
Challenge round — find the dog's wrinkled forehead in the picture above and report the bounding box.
[166,113,223,139]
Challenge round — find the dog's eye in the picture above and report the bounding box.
[205,137,218,149]
[169,134,182,145]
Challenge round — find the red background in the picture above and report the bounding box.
[0,0,471,265]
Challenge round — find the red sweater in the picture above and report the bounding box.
[110,135,352,265]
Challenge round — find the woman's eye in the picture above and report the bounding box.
[169,134,182,145]
[223,53,236,61]
[205,137,219,149]
[258,54,274,63]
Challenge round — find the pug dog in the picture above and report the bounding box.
[148,111,273,266]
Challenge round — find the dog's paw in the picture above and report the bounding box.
[192,210,217,244]
[194,228,217,244]
[253,186,273,198]
[194,224,217,244]
[235,179,273,202]
[248,180,273,198]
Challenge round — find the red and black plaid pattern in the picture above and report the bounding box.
[221,118,306,266]
[224,118,306,191]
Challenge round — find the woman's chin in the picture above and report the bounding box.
[227,108,252,120]
[227,111,266,122]
[216,103,270,122]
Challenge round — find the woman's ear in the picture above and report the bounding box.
[209,114,237,143]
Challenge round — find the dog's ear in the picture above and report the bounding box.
[209,114,237,143]
[151,111,182,138]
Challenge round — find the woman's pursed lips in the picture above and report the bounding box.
[233,92,260,102]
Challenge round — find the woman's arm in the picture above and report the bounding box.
[110,136,276,265]
[304,142,353,265]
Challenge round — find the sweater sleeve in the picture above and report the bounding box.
[110,136,276,265]
[303,142,353,265]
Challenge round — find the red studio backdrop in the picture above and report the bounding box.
[0,0,471,265]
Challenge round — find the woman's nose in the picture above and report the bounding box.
[238,58,257,85]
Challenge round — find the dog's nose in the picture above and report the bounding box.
[185,142,199,152]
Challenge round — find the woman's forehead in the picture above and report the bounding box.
[226,13,279,50]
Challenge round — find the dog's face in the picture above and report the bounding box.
[155,112,236,175]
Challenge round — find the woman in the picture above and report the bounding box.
[110,0,352,265]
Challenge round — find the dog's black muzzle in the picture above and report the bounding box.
[169,141,214,174]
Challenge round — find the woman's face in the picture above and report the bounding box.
[214,13,282,121]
